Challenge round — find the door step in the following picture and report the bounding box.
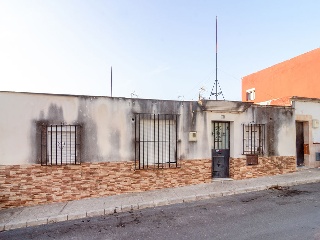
[212,178,233,182]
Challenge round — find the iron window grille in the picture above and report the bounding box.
[212,122,230,149]
[134,113,179,169]
[243,124,265,155]
[40,124,81,165]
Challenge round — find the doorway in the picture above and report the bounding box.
[212,122,230,178]
[296,122,304,166]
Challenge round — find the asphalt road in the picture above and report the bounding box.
[1,182,320,240]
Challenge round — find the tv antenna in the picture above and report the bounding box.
[110,66,113,97]
[209,16,225,100]
[131,91,138,98]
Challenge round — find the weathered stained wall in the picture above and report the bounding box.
[242,48,320,104]
[201,101,296,158]
[0,92,296,166]
[0,92,210,165]
[253,105,295,156]
[0,91,298,209]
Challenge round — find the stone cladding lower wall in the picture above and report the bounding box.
[0,159,211,209]
[0,157,297,209]
[230,156,296,180]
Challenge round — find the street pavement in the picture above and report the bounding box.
[1,167,320,232]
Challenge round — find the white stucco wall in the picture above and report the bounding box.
[205,111,246,158]
[0,92,80,165]
[0,92,210,165]
[294,100,320,167]
[204,105,296,158]
[294,100,320,143]
[0,92,296,165]
[277,124,297,156]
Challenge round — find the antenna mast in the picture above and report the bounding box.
[215,16,218,100]
[110,66,113,97]
[210,16,225,100]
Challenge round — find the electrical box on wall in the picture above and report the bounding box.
[189,132,197,142]
[316,152,320,161]
[312,119,319,128]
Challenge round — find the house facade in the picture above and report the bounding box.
[242,48,320,104]
[0,91,296,209]
[240,47,320,169]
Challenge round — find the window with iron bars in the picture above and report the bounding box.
[243,124,265,155]
[134,114,179,169]
[40,125,81,165]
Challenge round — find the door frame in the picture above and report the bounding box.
[296,121,304,166]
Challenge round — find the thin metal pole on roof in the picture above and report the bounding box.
[111,66,113,97]
[209,16,225,100]
[215,16,218,100]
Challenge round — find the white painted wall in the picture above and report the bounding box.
[294,100,320,167]
[295,101,320,142]
[205,105,296,158]
[0,92,296,165]
[206,111,247,158]
[0,92,80,165]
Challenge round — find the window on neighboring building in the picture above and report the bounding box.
[243,123,265,156]
[246,88,255,101]
[134,114,179,169]
[40,125,81,165]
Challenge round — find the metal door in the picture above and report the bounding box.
[296,122,304,166]
[212,122,230,178]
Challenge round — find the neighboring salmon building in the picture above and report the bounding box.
[242,48,320,171]
[242,48,320,105]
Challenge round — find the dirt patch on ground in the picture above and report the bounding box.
[268,185,309,197]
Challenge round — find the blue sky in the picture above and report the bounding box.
[1,0,319,101]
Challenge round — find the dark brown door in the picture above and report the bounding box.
[296,122,304,166]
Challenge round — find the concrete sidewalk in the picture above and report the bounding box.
[1,168,320,232]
